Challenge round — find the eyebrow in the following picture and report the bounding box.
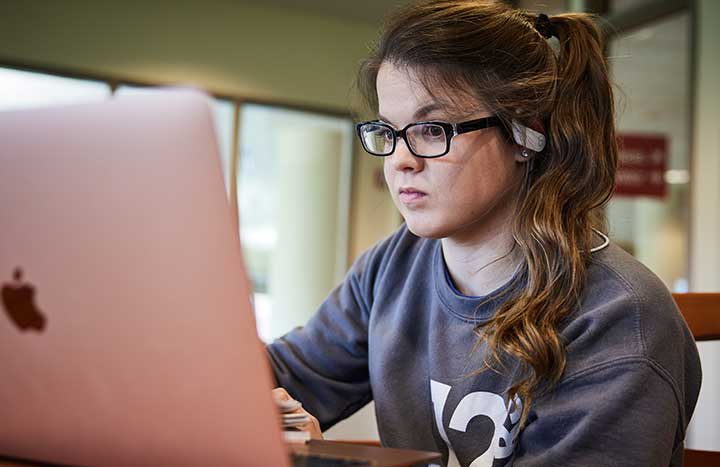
[413,103,444,120]
[377,102,445,126]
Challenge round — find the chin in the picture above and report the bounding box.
[403,216,451,239]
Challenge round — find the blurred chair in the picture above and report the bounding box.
[672,293,720,466]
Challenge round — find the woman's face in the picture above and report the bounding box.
[377,62,527,241]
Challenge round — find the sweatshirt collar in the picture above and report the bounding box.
[432,240,520,322]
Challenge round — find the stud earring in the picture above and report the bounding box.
[521,148,531,159]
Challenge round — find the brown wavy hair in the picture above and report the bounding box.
[356,0,617,425]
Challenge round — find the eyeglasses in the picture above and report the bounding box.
[355,115,502,158]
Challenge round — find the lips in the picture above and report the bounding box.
[398,187,427,204]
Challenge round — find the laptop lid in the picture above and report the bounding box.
[0,90,289,467]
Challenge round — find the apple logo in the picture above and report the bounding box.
[1,268,46,332]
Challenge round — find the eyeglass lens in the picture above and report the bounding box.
[360,123,448,157]
[360,124,394,155]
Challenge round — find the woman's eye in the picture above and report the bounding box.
[422,125,444,138]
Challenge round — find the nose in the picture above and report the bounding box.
[388,138,424,173]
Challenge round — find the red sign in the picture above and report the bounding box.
[615,134,667,198]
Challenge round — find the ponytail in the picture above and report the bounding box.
[494,11,618,426]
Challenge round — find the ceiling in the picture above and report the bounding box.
[233,0,571,25]
[234,0,411,25]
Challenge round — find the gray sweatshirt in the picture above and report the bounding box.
[267,225,702,467]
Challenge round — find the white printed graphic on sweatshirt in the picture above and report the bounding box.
[431,380,521,467]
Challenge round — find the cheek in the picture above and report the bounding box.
[383,160,400,200]
[441,145,517,205]
[382,160,393,186]
[446,172,489,213]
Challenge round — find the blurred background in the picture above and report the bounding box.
[0,0,717,451]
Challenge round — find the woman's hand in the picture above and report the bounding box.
[272,387,323,440]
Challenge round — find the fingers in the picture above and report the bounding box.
[272,387,289,399]
[272,387,292,402]
[273,388,303,413]
[303,414,322,439]
[272,387,323,440]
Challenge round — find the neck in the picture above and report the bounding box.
[441,222,522,297]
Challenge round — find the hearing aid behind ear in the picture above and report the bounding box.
[511,120,546,153]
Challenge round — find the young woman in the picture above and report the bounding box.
[268,1,701,465]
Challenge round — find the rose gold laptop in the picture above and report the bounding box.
[0,90,440,467]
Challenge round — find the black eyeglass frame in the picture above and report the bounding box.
[355,115,503,158]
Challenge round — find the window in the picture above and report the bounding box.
[0,67,110,111]
[237,104,353,342]
[606,12,692,292]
